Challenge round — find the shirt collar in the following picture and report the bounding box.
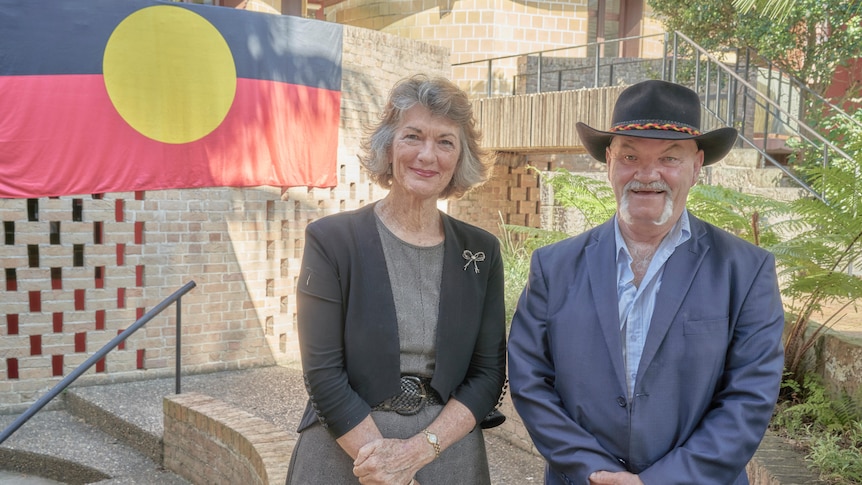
[614,210,692,263]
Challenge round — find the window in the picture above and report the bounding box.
[587,0,643,58]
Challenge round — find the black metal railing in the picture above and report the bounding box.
[453,33,668,97]
[0,280,197,445]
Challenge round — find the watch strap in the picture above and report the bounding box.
[422,428,441,458]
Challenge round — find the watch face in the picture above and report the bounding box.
[428,433,438,444]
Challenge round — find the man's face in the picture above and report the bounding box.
[606,136,703,234]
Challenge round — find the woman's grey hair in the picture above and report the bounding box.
[359,74,494,199]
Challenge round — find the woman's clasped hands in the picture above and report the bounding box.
[353,434,433,485]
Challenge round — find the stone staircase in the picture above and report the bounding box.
[0,402,188,484]
[0,367,310,484]
[705,148,810,201]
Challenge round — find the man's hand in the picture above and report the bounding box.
[589,470,644,485]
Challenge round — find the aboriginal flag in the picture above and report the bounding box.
[0,0,342,198]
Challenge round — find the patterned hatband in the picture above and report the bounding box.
[611,122,701,136]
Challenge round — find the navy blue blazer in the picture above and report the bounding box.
[508,215,785,485]
[296,203,507,438]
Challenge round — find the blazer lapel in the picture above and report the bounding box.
[433,214,484,392]
[354,204,400,355]
[586,220,628,392]
[436,214,465,353]
[638,217,708,373]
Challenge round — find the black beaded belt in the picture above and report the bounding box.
[372,375,442,415]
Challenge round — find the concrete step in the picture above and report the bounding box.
[0,367,310,485]
[0,408,188,484]
[721,147,762,168]
[705,165,803,192]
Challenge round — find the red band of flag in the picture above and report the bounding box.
[0,0,342,197]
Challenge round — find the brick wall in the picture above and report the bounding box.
[328,0,586,97]
[0,25,449,412]
[324,0,666,97]
[163,392,294,485]
[448,156,543,235]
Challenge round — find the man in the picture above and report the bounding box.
[507,80,785,485]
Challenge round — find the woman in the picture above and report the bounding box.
[286,74,507,485]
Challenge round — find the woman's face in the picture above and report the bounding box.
[389,104,461,201]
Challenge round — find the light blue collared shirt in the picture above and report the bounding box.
[615,210,691,400]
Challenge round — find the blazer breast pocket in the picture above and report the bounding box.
[682,318,728,335]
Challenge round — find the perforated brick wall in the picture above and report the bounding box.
[1,194,145,398]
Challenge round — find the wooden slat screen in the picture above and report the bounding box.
[472,86,625,153]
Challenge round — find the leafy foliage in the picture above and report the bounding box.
[776,376,862,434]
[498,212,567,325]
[808,430,862,485]
[646,0,739,52]
[768,112,862,384]
[773,375,862,483]
[686,184,786,247]
[540,169,615,228]
[649,0,862,100]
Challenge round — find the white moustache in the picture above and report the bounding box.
[625,180,671,192]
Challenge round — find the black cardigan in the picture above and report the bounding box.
[296,202,507,438]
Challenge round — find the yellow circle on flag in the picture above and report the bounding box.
[103,6,237,144]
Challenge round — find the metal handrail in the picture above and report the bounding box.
[737,45,862,132]
[0,280,197,445]
[669,31,854,202]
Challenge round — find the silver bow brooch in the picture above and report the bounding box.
[462,250,485,273]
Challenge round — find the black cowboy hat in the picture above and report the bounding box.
[575,80,738,166]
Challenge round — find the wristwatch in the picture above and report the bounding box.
[422,429,440,458]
